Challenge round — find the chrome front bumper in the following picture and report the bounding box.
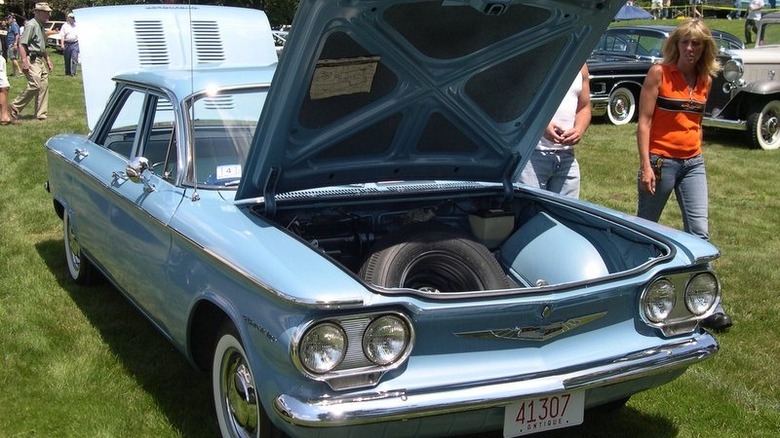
[273,333,717,428]
[590,97,608,117]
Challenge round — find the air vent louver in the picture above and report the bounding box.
[134,21,169,66]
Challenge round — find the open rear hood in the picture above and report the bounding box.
[75,4,278,130]
[236,0,622,202]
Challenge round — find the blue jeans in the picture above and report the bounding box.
[64,42,79,76]
[637,154,709,240]
[518,149,580,198]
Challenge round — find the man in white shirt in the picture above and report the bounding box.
[745,0,764,45]
[59,12,79,76]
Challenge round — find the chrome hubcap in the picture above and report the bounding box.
[67,220,82,273]
[762,114,780,143]
[221,350,258,438]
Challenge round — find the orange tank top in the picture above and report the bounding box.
[649,64,708,159]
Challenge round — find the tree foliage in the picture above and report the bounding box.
[2,0,299,27]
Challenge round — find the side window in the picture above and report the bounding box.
[99,90,146,158]
[141,97,178,181]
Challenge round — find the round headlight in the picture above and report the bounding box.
[643,279,676,323]
[363,315,410,366]
[299,322,346,374]
[722,59,744,83]
[685,273,719,316]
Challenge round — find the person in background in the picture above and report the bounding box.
[517,64,591,199]
[0,19,6,61]
[652,0,663,19]
[5,15,22,77]
[689,0,703,18]
[59,13,79,76]
[0,42,15,125]
[745,0,764,45]
[10,3,54,121]
[636,19,732,332]
[728,0,742,19]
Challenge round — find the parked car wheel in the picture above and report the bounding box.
[359,223,512,292]
[607,86,637,125]
[747,100,780,150]
[212,327,277,438]
[63,212,96,285]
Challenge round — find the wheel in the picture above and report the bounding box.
[359,223,512,292]
[606,86,637,125]
[747,100,780,150]
[63,212,96,285]
[213,327,277,438]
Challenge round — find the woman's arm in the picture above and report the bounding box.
[637,64,662,194]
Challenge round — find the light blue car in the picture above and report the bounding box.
[44,2,721,437]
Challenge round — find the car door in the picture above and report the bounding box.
[62,87,151,277]
[102,88,188,322]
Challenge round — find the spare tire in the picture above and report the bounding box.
[359,222,512,292]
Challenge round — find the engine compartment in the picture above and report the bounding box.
[262,185,667,292]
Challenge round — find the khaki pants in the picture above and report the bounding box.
[12,57,49,120]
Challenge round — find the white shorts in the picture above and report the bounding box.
[0,58,10,89]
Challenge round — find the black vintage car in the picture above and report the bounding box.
[588,25,744,125]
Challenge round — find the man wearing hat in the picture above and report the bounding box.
[59,13,79,76]
[10,2,55,121]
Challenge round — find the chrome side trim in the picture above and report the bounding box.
[273,333,717,427]
[703,117,747,131]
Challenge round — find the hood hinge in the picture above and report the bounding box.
[502,152,521,201]
[263,166,280,216]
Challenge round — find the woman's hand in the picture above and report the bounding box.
[639,164,656,194]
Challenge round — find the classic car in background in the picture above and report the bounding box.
[45,2,723,438]
[705,12,780,149]
[589,25,744,125]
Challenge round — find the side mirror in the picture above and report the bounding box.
[125,157,155,192]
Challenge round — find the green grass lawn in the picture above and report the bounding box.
[1,20,779,437]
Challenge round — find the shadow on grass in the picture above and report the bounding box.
[704,128,755,149]
[35,238,217,438]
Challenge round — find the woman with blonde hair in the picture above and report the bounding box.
[635,19,731,332]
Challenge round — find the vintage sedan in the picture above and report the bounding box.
[589,25,744,125]
[45,2,722,438]
[704,12,780,149]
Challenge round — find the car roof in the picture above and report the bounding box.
[112,66,277,101]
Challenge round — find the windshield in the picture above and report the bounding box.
[187,88,268,187]
[593,30,665,59]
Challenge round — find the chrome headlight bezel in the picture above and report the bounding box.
[298,322,347,374]
[363,314,411,366]
[641,278,676,323]
[684,272,720,316]
[722,59,744,83]
[292,311,415,390]
[640,270,721,336]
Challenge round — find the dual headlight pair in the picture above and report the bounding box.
[641,272,720,334]
[297,313,413,377]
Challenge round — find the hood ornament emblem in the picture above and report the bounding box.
[455,312,607,342]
